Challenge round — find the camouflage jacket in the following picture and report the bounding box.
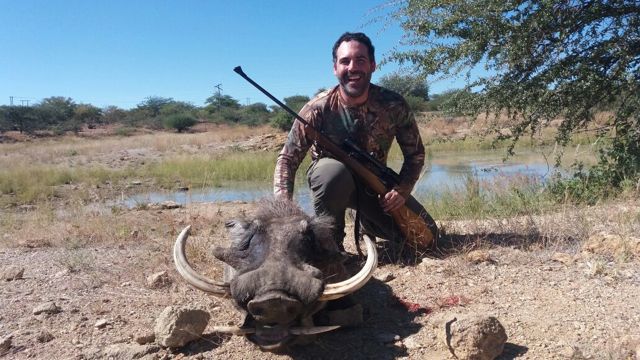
[274,84,425,199]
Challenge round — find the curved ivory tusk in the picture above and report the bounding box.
[173,225,230,296]
[289,325,341,335]
[319,234,378,301]
[211,326,256,335]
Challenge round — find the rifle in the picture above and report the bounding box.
[234,66,438,249]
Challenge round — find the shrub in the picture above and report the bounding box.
[163,114,197,133]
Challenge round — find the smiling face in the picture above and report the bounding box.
[333,40,376,106]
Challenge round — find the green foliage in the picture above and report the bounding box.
[0,106,45,133]
[269,95,309,131]
[102,106,127,124]
[37,97,77,127]
[205,94,240,109]
[136,96,174,117]
[163,114,197,132]
[390,0,640,199]
[378,71,429,100]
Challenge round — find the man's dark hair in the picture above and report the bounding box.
[332,32,375,63]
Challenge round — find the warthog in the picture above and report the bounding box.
[174,198,377,350]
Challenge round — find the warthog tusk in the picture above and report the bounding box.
[211,326,256,335]
[289,325,341,335]
[173,225,230,296]
[210,325,341,336]
[319,234,378,301]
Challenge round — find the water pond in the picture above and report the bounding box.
[121,149,565,211]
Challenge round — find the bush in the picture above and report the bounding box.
[163,114,197,133]
[269,111,293,131]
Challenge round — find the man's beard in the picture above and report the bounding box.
[339,71,371,99]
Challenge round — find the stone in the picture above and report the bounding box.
[551,252,574,265]
[0,334,12,354]
[466,250,493,264]
[375,271,395,283]
[32,301,61,315]
[154,306,210,348]
[146,271,172,289]
[36,330,55,343]
[1,266,24,281]
[134,332,156,345]
[160,201,181,210]
[95,319,111,329]
[376,332,400,343]
[438,314,507,360]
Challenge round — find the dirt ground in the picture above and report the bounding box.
[0,126,639,359]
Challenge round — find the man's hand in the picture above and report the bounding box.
[380,189,405,213]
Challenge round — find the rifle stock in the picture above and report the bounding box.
[234,66,438,249]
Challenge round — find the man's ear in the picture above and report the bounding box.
[371,60,377,73]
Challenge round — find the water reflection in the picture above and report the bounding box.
[121,151,561,210]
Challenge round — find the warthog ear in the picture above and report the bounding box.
[213,219,260,268]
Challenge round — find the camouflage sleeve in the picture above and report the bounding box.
[273,107,314,198]
[393,105,425,199]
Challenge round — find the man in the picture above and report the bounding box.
[274,32,425,249]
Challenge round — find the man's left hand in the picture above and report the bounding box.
[380,189,405,213]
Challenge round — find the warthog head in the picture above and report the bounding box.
[174,198,377,350]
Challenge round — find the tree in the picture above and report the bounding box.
[37,96,76,127]
[73,104,102,129]
[378,72,429,100]
[390,0,640,198]
[269,95,310,131]
[102,106,128,124]
[136,96,174,118]
[205,94,241,110]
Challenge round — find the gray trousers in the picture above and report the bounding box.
[307,157,409,245]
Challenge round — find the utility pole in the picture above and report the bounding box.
[9,96,13,106]
[213,83,223,111]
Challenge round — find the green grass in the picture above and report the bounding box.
[0,149,311,205]
[417,173,555,221]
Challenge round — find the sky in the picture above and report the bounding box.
[1,0,467,109]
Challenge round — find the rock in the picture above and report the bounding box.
[159,201,181,210]
[95,319,111,329]
[0,334,12,354]
[102,343,161,359]
[134,332,156,345]
[375,271,395,283]
[154,306,210,348]
[146,271,172,289]
[32,301,61,315]
[551,252,574,265]
[419,257,444,270]
[403,335,422,349]
[376,332,400,343]
[466,250,493,264]
[1,266,24,281]
[130,181,142,186]
[438,314,507,360]
[36,330,54,343]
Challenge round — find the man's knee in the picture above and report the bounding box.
[308,158,355,203]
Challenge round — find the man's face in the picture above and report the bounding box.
[333,40,376,103]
